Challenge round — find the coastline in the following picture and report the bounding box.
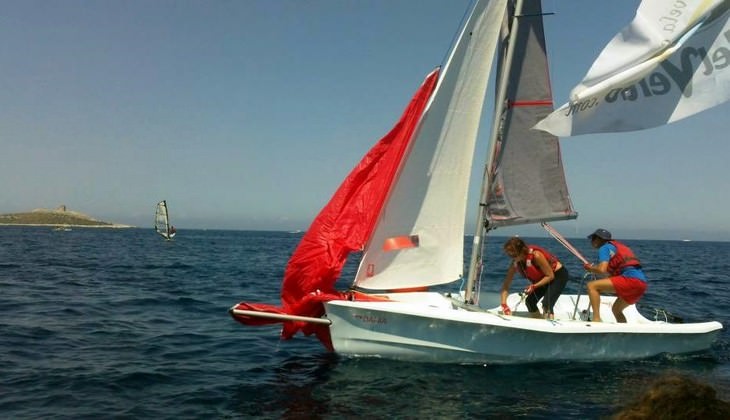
[0,206,134,228]
[0,223,135,228]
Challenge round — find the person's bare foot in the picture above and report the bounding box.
[592,317,602,323]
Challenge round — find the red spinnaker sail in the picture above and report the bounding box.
[231,69,440,350]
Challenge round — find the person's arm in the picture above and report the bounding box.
[584,245,610,276]
[500,264,516,305]
[531,251,555,288]
[499,264,517,315]
[586,261,609,274]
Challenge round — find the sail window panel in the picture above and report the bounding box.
[382,235,420,251]
[356,230,463,290]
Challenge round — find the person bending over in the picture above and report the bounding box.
[500,237,569,319]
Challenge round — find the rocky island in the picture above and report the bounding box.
[0,205,132,228]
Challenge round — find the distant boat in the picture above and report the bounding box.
[154,200,176,241]
[52,226,72,232]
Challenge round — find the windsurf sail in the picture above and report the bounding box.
[155,200,175,240]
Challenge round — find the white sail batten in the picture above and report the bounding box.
[353,0,508,291]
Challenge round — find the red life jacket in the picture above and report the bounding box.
[516,245,560,283]
[607,240,641,275]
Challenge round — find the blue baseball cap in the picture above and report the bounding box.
[587,228,612,240]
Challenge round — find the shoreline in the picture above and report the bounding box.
[0,223,136,229]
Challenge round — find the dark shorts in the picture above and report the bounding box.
[526,266,569,314]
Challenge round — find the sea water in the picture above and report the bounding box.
[1,227,729,418]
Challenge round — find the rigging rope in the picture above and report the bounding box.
[540,222,594,320]
[541,222,590,265]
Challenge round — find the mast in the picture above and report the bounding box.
[464,0,525,304]
[164,201,170,237]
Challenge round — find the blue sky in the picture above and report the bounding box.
[1,0,728,241]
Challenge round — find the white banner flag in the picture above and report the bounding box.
[535,0,730,137]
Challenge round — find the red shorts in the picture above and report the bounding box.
[610,276,647,304]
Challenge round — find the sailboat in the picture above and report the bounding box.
[155,200,176,241]
[230,0,724,363]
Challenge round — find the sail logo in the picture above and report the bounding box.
[562,27,730,118]
[656,0,691,40]
[534,0,730,136]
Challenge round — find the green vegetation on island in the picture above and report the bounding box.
[0,205,131,228]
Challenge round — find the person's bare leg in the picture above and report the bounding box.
[587,278,615,323]
[612,298,630,323]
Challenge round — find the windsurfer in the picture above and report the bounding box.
[583,228,648,323]
[499,237,569,319]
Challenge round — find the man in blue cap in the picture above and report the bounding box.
[583,228,648,323]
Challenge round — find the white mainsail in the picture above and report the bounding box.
[352,0,508,291]
[535,0,730,136]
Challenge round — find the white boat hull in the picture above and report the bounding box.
[324,292,722,364]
